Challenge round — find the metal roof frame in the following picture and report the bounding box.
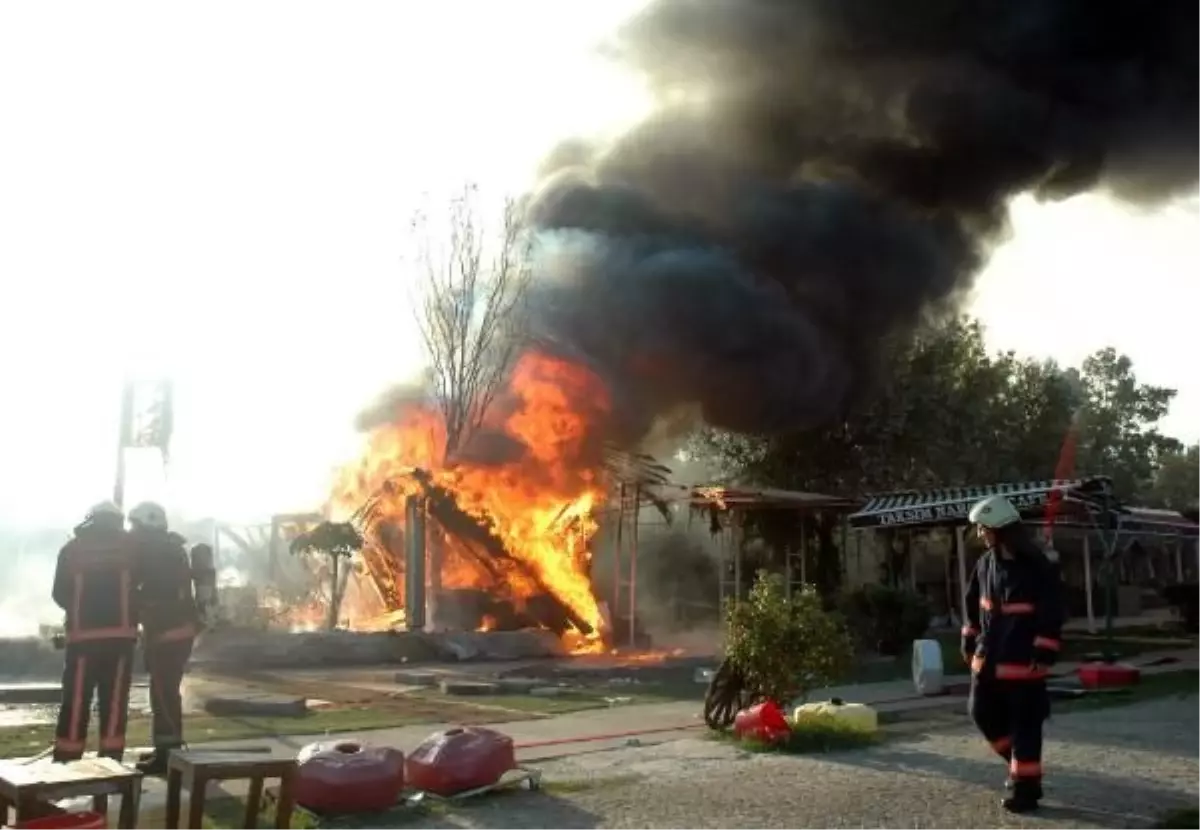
[847,477,1112,530]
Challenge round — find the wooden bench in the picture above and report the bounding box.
[0,757,142,828]
[165,751,297,829]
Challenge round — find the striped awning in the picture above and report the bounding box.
[848,478,1112,529]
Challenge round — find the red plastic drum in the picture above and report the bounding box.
[295,740,405,814]
[1077,661,1141,690]
[406,726,516,796]
[733,701,791,743]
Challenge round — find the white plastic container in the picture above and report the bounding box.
[912,638,946,696]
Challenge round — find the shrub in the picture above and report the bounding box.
[1162,584,1199,634]
[724,571,856,706]
[838,584,932,656]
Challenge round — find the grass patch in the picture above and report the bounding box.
[711,713,879,755]
[851,632,1189,685]
[0,706,443,759]
[1054,669,1198,713]
[1154,807,1200,829]
[0,688,683,760]
[411,690,679,717]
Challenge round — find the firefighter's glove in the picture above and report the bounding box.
[1032,648,1057,669]
[1032,635,1060,668]
[960,627,978,665]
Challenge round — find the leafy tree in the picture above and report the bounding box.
[724,571,855,705]
[290,521,364,630]
[692,316,1079,495]
[1074,348,1182,500]
[692,316,1080,593]
[837,584,932,656]
[1144,443,1199,511]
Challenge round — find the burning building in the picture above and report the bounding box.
[326,0,1196,649]
[332,352,624,652]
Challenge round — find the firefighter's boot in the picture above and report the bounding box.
[1001,779,1043,813]
[136,749,171,776]
[1004,777,1043,796]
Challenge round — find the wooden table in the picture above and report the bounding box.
[0,757,142,828]
[165,750,297,829]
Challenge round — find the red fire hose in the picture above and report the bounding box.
[514,722,701,751]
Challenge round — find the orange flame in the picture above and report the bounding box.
[331,350,612,651]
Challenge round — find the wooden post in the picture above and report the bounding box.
[404,496,426,631]
[839,517,848,586]
[784,542,793,599]
[613,484,626,621]
[1083,534,1096,634]
[908,529,917,590]
[955,526,969,628]
[629,486,640,648]
[855,531,863,587]
[799,513,808,586]
[733,513,742,601]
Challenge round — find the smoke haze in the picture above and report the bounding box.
[525,0,1198,445]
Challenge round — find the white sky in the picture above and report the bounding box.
[1,1,1196,530]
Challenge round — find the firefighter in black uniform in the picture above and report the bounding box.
[51,501,139,762]
[128,502,198,775]
[961,495,1064,813]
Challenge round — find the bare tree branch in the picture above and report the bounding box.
[408,184,531,458]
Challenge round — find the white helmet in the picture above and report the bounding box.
[968,495,1021,529]
[128,501,169,532]
[84,501,123,523]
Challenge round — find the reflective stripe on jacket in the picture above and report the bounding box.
[133,530,199,644]
[962,547,1063,679]
[52,528,139,644]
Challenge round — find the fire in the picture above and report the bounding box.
[332,350,612,651]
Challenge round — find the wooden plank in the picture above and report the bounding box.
[0,758,135,786]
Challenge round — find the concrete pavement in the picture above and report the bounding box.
[27,649,1197,825]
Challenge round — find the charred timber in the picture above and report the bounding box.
[361,469,595,637]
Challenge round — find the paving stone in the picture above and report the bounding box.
[202,693,307,718]
[438,680,501,696]
[495,678,541,694]
[0,683,62,705]
[393,670,441,687]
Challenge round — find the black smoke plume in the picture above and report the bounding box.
[524,0,1198,444]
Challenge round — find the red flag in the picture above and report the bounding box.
[1045,409,1082,542]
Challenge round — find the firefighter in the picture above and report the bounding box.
[128,501,198,775]
[961,494,1063,813]
[51,501,139,763]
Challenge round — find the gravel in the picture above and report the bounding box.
[417,695,1199,829]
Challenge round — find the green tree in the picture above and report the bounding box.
[692,316,1080,591]
[693,316,1079,493]
[1144,443,1199,511]
[290,521,364,630]
[1074,348,1181,500]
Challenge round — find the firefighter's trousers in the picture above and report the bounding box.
[969,676,1049,794]
[54,640,135,762]
[145,636,194,751]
